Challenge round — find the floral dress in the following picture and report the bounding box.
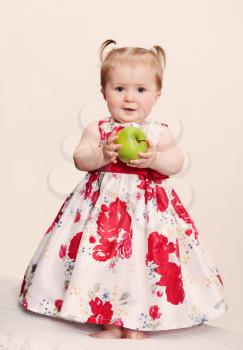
[18,115,228,331]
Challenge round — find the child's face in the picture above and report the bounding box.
[101,63,161,123]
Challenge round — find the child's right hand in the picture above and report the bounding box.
[102,130,121,164]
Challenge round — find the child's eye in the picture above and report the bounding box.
[115,86,124,92]
[138,87,145,93]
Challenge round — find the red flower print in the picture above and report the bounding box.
[146,232,185,305]
[93,198,132,262]
[137,171,168,205]
[87,297,113,324]
[171,189,193,224]
[156,186,169,212]
[59,244,67,259]
[22,298,28,309]
[45,206,63,235]
[156,262,185,305]
[217,274,224,286]
[191,221,199,240]
[98,119,107,140]
[175,238,180,258]
[68,232,83,261]
[55,299,63,312]
[105,126,124,142]
[19,275,26,297]
[74,210,81,223]
[84,173,100,206]
[185,222,198,240]
[157,290,163,297]
[98,118,123,142]
[138,175,154,204]
[149,305,162,320]
[113,317,124,326]
[45,192,73,235]
[97,198,131,240]
[93,237,118,261]
[146,232,176,266]
[185,229,192,236]
[109,261,116,269]
[89,236,96,244]
[117,231,132,259]
[148,170,167,184]
[171,189,199,240]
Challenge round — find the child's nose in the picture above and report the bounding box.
[124,92,135,102]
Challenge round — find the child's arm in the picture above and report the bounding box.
[150,125,184,176]
[73,120,110,172]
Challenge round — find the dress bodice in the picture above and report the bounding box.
[95,115,169,181]
[98,115,168,147]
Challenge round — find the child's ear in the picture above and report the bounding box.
[154,90,161,104]
[100,88,106,100]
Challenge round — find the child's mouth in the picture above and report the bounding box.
[123,108,136,112]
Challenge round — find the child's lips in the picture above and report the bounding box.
[123,108,136,112]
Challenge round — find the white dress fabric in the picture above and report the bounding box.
[18,115,228,331]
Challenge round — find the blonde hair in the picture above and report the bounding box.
[99,39,167,92]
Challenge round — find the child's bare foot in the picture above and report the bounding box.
[90,324,123,338]
[123,328,147,339]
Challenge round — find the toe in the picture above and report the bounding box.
[123,329,147,339]
[89,331,98,337]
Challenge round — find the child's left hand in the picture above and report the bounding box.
[127,138,157,168]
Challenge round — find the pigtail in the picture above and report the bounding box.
[99,39,117,64]
[152,45,167,69]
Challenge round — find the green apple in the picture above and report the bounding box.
[114,126,148,163]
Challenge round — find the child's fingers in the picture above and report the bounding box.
[107,148,118,157]
[107,138,120,151]
[138,151,153,158]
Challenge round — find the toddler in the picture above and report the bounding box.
[18,39,228,340]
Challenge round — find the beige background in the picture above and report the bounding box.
[1,0,242,334]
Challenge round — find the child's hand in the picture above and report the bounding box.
[102,130,121,164]
[127,138,157,168]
